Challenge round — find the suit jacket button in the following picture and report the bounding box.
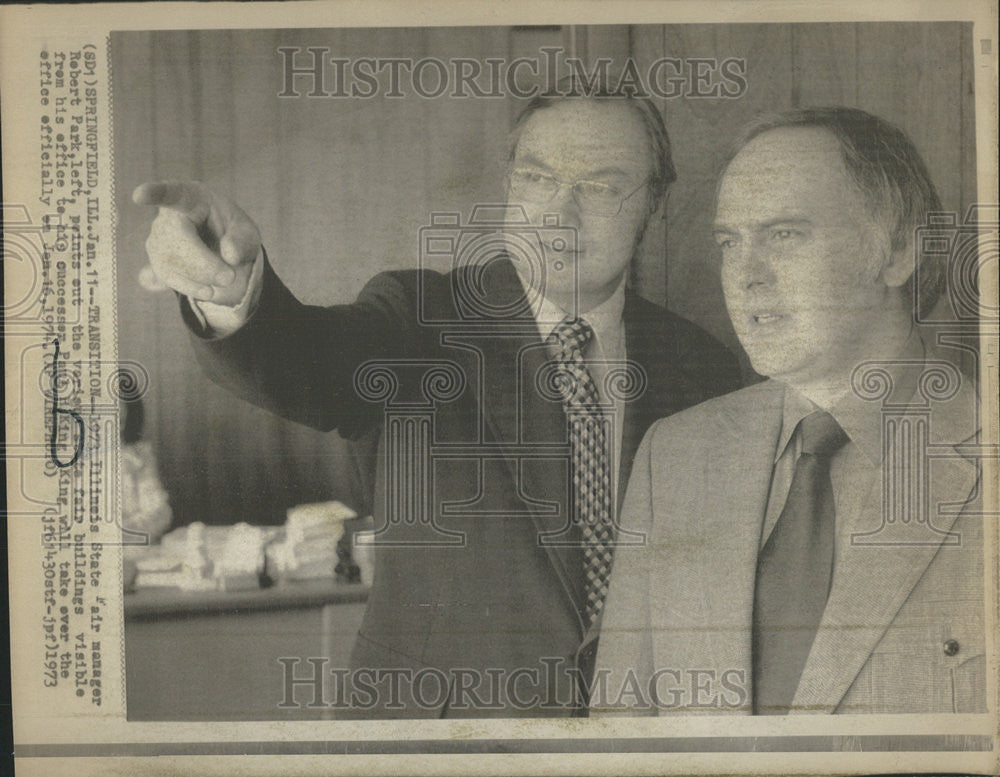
[943,639,960,657]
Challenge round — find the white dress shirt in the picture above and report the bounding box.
[190,247,265,335]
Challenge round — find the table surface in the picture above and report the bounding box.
[124,579,370,619]
[124,581,369,720]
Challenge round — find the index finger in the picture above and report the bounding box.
[132,181,210,222]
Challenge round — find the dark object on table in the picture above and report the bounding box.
[335,534,361,584]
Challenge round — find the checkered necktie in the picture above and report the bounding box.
[546,316,615,629]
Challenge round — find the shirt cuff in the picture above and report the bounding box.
[188,247,265,336]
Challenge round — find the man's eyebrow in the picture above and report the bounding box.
[581,166,632,180]
[512,154,553,171]
[711,217,812,233]
[759,217,812,229]
[511,156,632,181]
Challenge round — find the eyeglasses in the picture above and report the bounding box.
[506,168,649,216]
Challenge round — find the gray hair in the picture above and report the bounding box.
[723,106,944,314]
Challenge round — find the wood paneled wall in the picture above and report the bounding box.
[112,24,976,527]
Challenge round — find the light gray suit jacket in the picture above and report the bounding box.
[593,372,985,715]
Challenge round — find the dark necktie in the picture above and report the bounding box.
[752,410,849,714]
[546,317,614,629]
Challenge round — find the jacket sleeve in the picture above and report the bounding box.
[181,250,422,439]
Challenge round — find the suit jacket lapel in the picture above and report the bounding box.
[619,293,659,511]
[649,381,785,712]
[472,257,587,630]
[791,377,981,714]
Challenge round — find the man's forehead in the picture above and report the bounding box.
[722,126,848,186]
[514,100,651,176]
[716,126,860,220]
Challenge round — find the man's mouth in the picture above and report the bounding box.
[752,312,785,325]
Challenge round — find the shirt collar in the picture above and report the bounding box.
[518,271,628,351]
[774,388,821,464]
[775,327,926,466]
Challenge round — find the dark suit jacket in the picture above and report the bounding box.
[184,253,740,718]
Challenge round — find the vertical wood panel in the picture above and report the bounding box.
[852,22,975,374]
[110,30,156,442]
[146,31,219,524]
[792,23,858,106]
[855,23,966,215]
[959,23,977,214]
[628,24,667,306]
[574,24,630,65]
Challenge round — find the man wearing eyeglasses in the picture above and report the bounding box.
[134,87,740,718]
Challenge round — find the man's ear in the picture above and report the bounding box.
[880,235,916,288]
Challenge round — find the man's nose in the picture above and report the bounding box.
[546,183,582,227]
[732,242,775,290]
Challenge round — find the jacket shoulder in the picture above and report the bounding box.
[644,379,780,448]
[625,292,742,398]
[352,266,457,325]
[356,266,447,300]
[358,259,525,323]
[637,297,733,358]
